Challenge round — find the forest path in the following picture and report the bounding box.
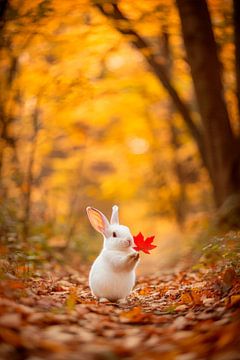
[0,262,240,360]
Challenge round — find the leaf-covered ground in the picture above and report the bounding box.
[0,261,240,360]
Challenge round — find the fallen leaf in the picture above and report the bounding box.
[180,292,193,304]
[221,268,236,292]
[229,294,240,307]
[119,307,149,323]
[0,328,22,347]
[175,304,188,312]
[171,316,189,330]
[0,313,21,328]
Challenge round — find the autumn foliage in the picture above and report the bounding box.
[1,0,239,250]
[0,255,240,359]
[1,1,240,359]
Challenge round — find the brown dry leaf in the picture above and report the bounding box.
[216,324,238,349]
[0,256,240,360]
[27,312,69,325]
[202,298,215,306]
[38,339,69,353]
[229,294,240,307]
[124,334,145,349]
[139,287,152,296]
[119,307,149,323]
[190,289,203,305]
[0,279,25,291]
[0,259,10,270]
[221,268,236,292]
[0,313,22,328]
[175,305,188,312]
[0,328,23,347]
[171,316,189,330]
[43,325,76,342]
[66,287,77,312]
[180,292,193,305]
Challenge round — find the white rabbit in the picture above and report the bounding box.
[86,205,139,302]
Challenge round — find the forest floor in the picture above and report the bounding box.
[0,257,240,360]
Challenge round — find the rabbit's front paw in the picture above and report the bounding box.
[128,252,139,263]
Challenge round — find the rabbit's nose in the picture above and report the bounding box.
[126,239,131,246]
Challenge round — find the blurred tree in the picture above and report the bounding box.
[22,104,41,241]
[95,1,206,169]
[0,0,14,187]
[0,0,8,30]
[160,28,188,226]
[95,0,240,226]
[233,0,240,114]
[0,0,238,255]
[176,0,240,226]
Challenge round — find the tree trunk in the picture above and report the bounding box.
[176,0,240,207]
[0,0,8,32]
[233,0,240,119]
[161,29,188,226]
[22,107,40,241]
[0,0,8,184]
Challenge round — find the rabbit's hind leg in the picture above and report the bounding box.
[99,297,109,303]
[117,298,128,305]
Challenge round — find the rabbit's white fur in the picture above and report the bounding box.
[86,205,139,301]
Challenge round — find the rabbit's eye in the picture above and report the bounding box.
[113,232,117,238]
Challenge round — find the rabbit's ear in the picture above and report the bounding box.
[86,207,109,235]
[110,205,119,225]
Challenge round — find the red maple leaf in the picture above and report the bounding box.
[133,232,157,254]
